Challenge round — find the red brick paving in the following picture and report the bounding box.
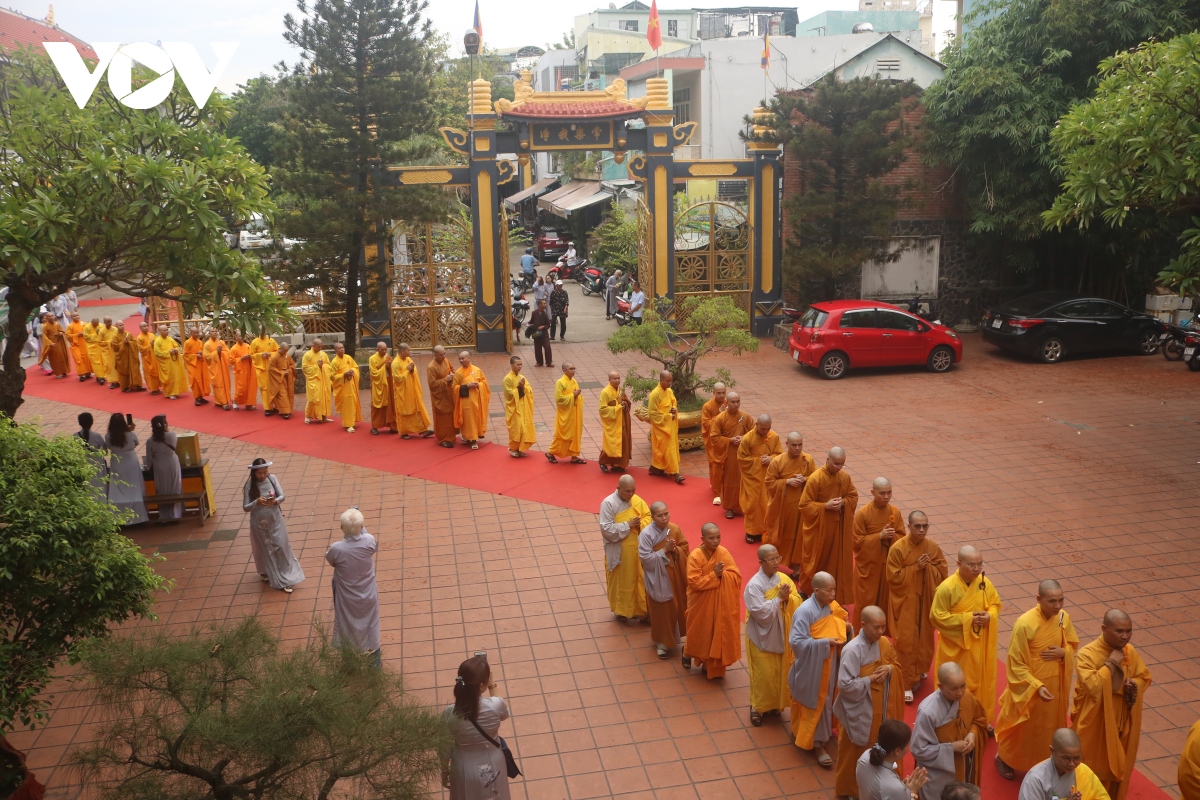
[9,333,1200,798]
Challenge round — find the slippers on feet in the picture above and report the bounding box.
[725,510,735,519]
[674,475,685,484]
[570,457,587,464]
[750,710,763,727]
[545,453,558,463]
[816,752,833,768]
[470,443,479,450]
[599,464,610,473]
[904,690,914,704]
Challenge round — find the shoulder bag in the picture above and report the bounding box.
[469,718,521,779]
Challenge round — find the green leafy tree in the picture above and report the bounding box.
[606,295,757,409]
[764,76,917,304]
[0,47,285,418]
[1045,34,1200,297]
[430,41,515,131]
[274,0,448,354]
[0,419,164,731]
[922,0,1196,288]
[226,70,294,169]
[591,205,639,275]
[71,617,450,800]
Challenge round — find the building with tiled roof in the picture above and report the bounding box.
[0,5,96,61]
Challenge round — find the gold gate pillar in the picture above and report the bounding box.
[748,107,785,336]
[641,77,675,311]
[468,78,510,352]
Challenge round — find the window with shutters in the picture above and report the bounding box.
[619,19,638,31]
[876,57,901,72]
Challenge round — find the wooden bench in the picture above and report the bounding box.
[144,491,210,521]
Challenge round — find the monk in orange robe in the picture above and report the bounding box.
[368,341,396,435]
[40,313,70,377]
[885,510,947,702]
[229,332,257,409]
[706,391,753,520]
[135,322,159,393]
[699,382,726,497]
[852,476,905,631]
[683,523,742,679]
[452,351,489,449]
[66,313,93,380]
[736,413,782,543]
[426,345,457,447]
[995,579,1079,780]
[1072,609,1151,800]
[763,431,814,573]
[266,345,295,419]
[1180,720,1200,800]
[182,328,210,405]
[203,331,232,409]
[797,447,858,598]
[788,571,851,765]
[111,321,142,391]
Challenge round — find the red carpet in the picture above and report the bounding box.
[19,362,1172,800]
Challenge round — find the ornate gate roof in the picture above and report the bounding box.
[494,71,650,121]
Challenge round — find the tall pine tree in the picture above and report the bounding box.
[275,0,444,354]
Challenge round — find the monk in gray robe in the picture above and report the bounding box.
[910,662,988,800]
[788,571,851,766]
[326,507,381,666]
[242,457,305,593]
[638,501,691,662]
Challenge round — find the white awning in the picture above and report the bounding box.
[503,177,558,209]
[540,181,610,217]
[561,189,614,215]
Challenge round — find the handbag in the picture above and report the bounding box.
[469,718,521,779]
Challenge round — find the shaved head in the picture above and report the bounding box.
[1039,579,1062,595]
[872,477,891,491]
[650,501,668,516]
[811,571,837,606]
[861,605,886,625]
[616,474,636,502]
[812,571,835,590]
[787,432,803,444]
[433,345,446,356]
[937,661,966,703]
[1052,728,1081,751]
[757,414,771,425]
[829,446,845,460]
[1103,608,1131,626]
[712,382,726,392]
[958,545,980,561]
[757,544,779,561]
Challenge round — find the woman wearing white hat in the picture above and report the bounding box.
[242,457,305,593]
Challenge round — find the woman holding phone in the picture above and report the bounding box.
[104,413,148,525]
[242,457,304,593]
[441,655,513,800]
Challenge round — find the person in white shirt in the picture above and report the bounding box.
[629,280,646,324]
[564,242,577,266]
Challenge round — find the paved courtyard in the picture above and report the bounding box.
[10,333,1200,799]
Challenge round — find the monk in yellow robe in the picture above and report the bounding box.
[700,382,726,497]
[502,356,535,457]
[911,661,989,797]
[931,545,1002,726]
[40,313,70,378]
[136,322,159,393]
[301,340,332,423]
[646,371,684,483]
[83,318,106,384]
[66,313,93,379]
[112,321,142,391]
[547,362,585,463]
[736,413,782,543]
[229,332,256,409]
[152,325,187,399]
[1179,719,1200,800]
[683,523,741,679]
[250,329,279,411]
[98,317,118,384]
[601,475,652,621]
[995,579,1079,780]
[763,432,814,573]
[367,342,395,434]
[597,371,631,472]
[886,510,947,702]
[797,447,858,598]
[639,501,690,657]
[267,345,295,419]
[744,544,802,725]
[832,605,906,798]
[182,328,210,405]
[1071,609,1151,800]
[390,343,432,438]
[852,476,905,631]
[426,345,457,447]
[203,330,232,408]
[329,342,361,431]
[452,351,489,449]
[788,571,850,764]
[707,392,752,518]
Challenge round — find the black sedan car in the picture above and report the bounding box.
[982,291,1160,363]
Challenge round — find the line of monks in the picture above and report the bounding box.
[601,430,1159,800]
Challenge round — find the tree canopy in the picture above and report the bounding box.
[1045,33,1200,296]
[0,419,164,731]
[0,46,285,418]
[72,617,449,800]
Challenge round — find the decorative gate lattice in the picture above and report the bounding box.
[636,198,654,302]
[389,219,476,350]
[500,207,513,353]
[673,200,752,332]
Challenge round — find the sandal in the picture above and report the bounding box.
[282,586,293,594]
[371,429,379,435]
[681,656,692,669]
[401,434,411,439]
[599,464,610,473]
[904,690,914,704]
[570,457,587,464]
[816,752,833,769]
[470,443,479,450]
[725,510,735,519]
[673,475,685,484]
[657,647,669,660]
[439,441,454,448]
[420,430,434,438]
[545,453,558,464]
[995,753,1016,781]
[750,710,763,727]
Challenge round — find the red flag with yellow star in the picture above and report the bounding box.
[647,0,663,49]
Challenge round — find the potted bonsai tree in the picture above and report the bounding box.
[606,295,758,449]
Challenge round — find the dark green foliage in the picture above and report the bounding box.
[0,419,164,731]
[591,206,639,276]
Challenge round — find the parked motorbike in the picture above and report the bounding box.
[1159,313,1199,360]
[907,294,937,323]
[612,291,633,326]
[548,257,588,283]
[1183,331,1200,372]
[579,265,605,296]
[516,269,537,292]
[510,277,530,339]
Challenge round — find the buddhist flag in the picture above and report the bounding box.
[473,0,483,41]
[761,26,771,72]
[647,0,663,50]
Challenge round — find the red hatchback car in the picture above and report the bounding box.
[786,300,963,379]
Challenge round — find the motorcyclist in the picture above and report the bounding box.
[520,247,538,280]
[564,241,577,267]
